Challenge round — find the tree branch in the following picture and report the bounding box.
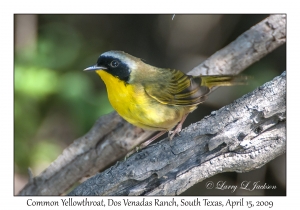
[18,14,286,196]
[69,71,286,195]
[189,14,286,76]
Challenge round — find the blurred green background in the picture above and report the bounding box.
[14,14,285,195]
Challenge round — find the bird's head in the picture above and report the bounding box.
[84,51,147,83]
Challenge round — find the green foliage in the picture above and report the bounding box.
[37,22,82,70]
[14,18,113,175]
[15,66,58,99]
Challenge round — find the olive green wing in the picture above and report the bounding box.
[144,69,210,106]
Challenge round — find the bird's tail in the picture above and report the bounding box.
[199,75,250,88]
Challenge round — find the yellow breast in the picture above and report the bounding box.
[96,70,186,131]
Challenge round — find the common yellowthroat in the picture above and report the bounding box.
[85,51,247,146]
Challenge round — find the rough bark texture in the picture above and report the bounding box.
[69,71,286,195]
[18,14,286,196]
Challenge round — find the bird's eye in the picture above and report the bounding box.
[110,60,119,68]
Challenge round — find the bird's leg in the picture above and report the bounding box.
[168,114,189,140]
[125,131,167,158]
[135,114,189,151]
[140,131,167,149]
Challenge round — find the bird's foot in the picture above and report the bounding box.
[168,114,189,140]
[168,124,182,140]
[140,131,167,149]
[124,146,140,160]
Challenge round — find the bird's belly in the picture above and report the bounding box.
[110,85,183,130]
[99,71,185,130]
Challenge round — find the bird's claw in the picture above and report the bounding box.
[125,146,140,160]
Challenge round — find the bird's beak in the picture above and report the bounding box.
[83,65,107,71]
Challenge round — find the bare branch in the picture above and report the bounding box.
[18,14,286,196]
[69,71,286,195]
[189,14,286,76]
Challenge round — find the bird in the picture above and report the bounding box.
[84,51,248,147]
